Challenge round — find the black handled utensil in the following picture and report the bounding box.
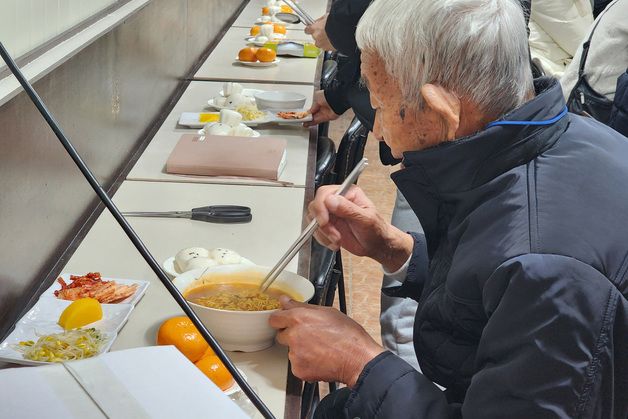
[122,205,252,223]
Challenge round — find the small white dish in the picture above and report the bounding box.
[254,91,307,110]
[234,58,280,67]
[42,273,150,306]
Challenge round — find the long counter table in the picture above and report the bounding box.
[127,81,314,188]
[193,27,320,85]
[61,180,307,418]
[232,0,330,29]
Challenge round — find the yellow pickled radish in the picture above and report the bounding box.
[58,298,103,330]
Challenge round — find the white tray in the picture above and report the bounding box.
[179,111,273,128]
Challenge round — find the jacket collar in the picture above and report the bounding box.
[392,78,569,196]
[391,78,569,255]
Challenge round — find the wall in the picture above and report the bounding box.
[0,0,119,61]
[0,0,246,339]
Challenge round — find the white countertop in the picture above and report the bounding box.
[193,27,321,84]
[127,81,314,187]
[61,181,307,419]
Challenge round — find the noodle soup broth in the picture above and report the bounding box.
[185,283,300,312]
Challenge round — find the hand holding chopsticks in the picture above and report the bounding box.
[260,158,368,292]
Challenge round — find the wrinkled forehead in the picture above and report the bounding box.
[361,51,402,102]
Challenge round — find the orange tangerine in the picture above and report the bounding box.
[250,26,261,36]
[156,316,209,363]
[195,355,235,391]
[256,47,276,63]
[261,6,270,15]
[273,23,287,35]
[238,47,259,62]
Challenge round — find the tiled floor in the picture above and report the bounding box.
[326,112,399,345]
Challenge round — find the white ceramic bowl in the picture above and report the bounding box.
[254,91,307,110]
[176,265,314,352]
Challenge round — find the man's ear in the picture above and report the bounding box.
[420,84,460,140]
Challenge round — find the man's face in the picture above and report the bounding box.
[361,52,446,158]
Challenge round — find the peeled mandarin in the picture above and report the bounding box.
[250,26,261,36]
[238,47,259,62]
[256,47,276,63]
[157,316,209,362]
[261,6,270,15]
[280,5,293,13]
[58,298,103,330]
[195,355,235,391]
[273,23,286,35]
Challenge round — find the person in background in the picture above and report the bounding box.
[270,0,628,417]
[561,0,628,132]
[528,0,593,77]
[304,0,423,370]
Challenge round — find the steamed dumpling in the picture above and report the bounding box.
[212,96,227,107]
[185,257,218,271]
[175,247,210,272]
[220,109,243,127]
[223,82,243,96]
[230,124,256,137]
[211,248,245,265]
[260,24,274,38]
[205,122,232,136]
[225,93,248,108]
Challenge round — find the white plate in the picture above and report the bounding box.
[178,112,220,128]
[217,88,264,98]
[234,58,280,67]
[0,298,129,366]
[224,368,247,396]
[179,112,271,128]
[270,110,313,123]
[162,256,256,279]
[42,273,150,306]
[196,129,261,138]
[244,36,286,47]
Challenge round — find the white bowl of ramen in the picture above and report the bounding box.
[175,264,314,352]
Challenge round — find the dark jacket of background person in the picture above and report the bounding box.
[323,0,399,165]
[610,70,628,136]
[341,78,628,418]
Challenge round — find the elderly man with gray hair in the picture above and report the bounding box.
[269,0,628,417]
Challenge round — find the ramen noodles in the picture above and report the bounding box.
[185,283,298,311]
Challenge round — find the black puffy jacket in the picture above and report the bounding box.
[343,78,628,418]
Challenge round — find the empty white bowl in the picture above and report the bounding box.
[254,91,307,110]
[176,265,314,352]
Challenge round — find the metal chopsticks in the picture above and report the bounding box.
[259,158,368,292]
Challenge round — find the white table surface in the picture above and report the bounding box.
[193,27,320,84]
[232,0,329,29]
[61,181,307,419]
[126,81,314,187]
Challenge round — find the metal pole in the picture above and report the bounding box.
[0,42,275,419]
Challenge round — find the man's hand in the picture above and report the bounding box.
[308,184,414,272]
[269,297,384,386]
[304,14,335,51]
[303,90,340,127]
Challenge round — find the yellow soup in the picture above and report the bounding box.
[185,283,300,311]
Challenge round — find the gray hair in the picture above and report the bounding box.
[356,0,533,117]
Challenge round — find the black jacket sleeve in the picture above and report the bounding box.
[344,254,619,418]
[325,0,371,56]
[382,232,429,302]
